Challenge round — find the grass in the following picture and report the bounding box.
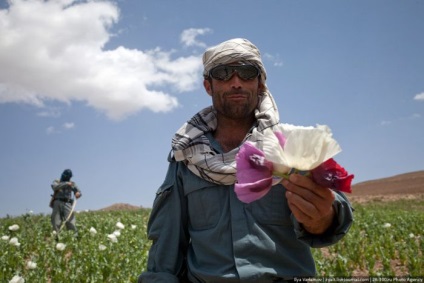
[1,199,422,282]
[312,198,423,277]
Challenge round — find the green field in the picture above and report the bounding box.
[1,198,423,282]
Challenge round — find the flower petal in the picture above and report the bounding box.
[116,222,125,230]
[8,224,20,231]
[278,124,342,171]
[236,142,272,182]
[311,158,354,193]
[235,142,274,203]
[235,177,273,203]
[274,130,286,148]
[262,128,291,174]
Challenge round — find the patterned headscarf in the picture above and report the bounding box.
[60,169,73,182]
[203,38,267,83]
[172,38,280,185]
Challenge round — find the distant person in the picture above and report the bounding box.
[50,169,82,235]
[139,38,354,282]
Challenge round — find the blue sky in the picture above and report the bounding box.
[0,0,423,217]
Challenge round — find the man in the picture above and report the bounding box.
[139,38,353,283]
[51,169,82,234]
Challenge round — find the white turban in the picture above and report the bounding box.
[202,37,279,139]
[202,38,267,83]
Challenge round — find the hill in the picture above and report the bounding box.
[350,170,424,203]
[99,203,142,211]
[100,171,424,210]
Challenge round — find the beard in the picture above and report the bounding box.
[213,89,259,120]
[220,100,252,119]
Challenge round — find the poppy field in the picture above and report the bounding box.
[1,198,423,282]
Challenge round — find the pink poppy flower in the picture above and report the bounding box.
[235,142,274,203]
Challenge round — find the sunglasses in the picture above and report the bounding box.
[208,65,260,81]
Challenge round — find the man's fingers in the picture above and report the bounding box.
[286,191,315,222]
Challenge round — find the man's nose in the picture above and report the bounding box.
[228,72,243,88]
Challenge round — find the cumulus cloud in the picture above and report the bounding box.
[414,92,424,101]
[180,28,211,48]
[0,0,203,120]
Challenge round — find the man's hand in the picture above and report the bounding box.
[282,173,335,235]
[75,191,81,199]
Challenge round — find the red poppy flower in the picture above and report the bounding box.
[311,158,354,193]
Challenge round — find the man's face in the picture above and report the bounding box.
[203,65,264,120]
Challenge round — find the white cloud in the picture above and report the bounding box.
[46,122,74,134]
[63,122,75,129]
[180,28,211,48]
[263,53,283,67]
[37,107,62,118]
[0,0,203,120]
[380,113,421,126]
[413,92,424,101]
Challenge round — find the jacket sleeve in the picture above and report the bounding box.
[139,158,189,283]
[292,191,354,248]
[51,180,69,192]
[51,179,60,192]
[71,182,81,195]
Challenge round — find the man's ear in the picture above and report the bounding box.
[258,81,265,93]
[203,79,213,96]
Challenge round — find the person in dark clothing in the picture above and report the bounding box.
[50,169,82,234]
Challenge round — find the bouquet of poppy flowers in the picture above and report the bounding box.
[235,124,354,203]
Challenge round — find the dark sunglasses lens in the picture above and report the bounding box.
[210,65,259,81]
[210,66,230,80]
[237,65,259,80]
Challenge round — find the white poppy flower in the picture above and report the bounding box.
[89,227,97,235]
[116,222,125,230]
[26,261,37,269]
[409,233,415,238]
[2,235,10,241]
[131,225,137,230]
[383,223,391,228]
[263,124,341,172]
[98,244,107,251]
[8,224,20,231]
[56,243,66,251]
[113,230,121,237]
[9,237,20,247]
[107,234,118,243]
[9,275,25,283]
